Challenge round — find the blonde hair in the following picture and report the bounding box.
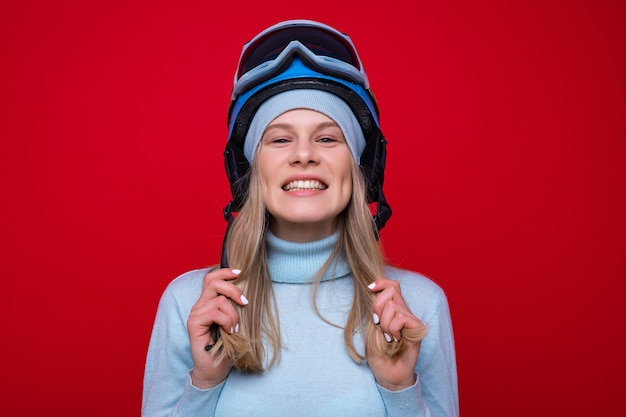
[212,157,414,372]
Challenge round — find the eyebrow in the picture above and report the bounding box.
[264,121,340,134]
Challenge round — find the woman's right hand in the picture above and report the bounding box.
[186,268,249,389]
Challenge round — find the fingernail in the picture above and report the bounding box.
[393,336,399,343]
[235,323,240,333]
[230,326,234,334]
[232,269,242,274]
[240,294,249,305]
[384,333,392,343]
[367,282,376,290]
[373,313,380,324]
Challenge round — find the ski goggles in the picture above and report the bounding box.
[232,20,370,100]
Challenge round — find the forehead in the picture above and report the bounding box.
[267,109,339,127]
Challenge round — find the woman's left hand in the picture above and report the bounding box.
[366,278,428,391]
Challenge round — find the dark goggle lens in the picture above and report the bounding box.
[238,26,361,78]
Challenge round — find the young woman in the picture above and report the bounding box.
[143,20,458,417]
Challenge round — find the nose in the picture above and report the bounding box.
[289,139,319,167]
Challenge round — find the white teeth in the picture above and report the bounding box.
[283,180,328,191]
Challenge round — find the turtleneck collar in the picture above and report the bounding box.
[265,230,352,284]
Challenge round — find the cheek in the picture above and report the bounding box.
[257,157,273,189]
[342,178,353,204]
[338,159,354,200]
[259,173,275,206]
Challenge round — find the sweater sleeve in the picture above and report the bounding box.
[376,288,459,417]
[142,273,225,417]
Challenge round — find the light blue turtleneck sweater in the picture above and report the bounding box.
[143,232,458,417]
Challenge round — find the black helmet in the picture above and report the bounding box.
[221,20,391,266]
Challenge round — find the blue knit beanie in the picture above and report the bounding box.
[243,89,366,163]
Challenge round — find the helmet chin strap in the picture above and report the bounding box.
[223,140,251,213]
[372,188,392,238]
[220,201,235,268]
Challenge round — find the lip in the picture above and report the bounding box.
[281,175,328,191]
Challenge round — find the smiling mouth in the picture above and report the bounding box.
[282,180,328,191]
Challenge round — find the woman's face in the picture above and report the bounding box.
[257,109,353,242]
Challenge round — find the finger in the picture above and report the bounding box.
[189,295,240,336]
[367,278,401,293]
[401,322,429,344]
[377,299,402,342]
[370,281,403,324]
[385,308,422,342]
[368,279,403,306]
[207,295,241,335]
[200,279,249,307]
[196,309,236,340]
[202,268,241,293]
[369,279,419,343]
[198,268,249,306]
[203,267,242,288]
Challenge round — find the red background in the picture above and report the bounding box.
[2,0,625,415]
